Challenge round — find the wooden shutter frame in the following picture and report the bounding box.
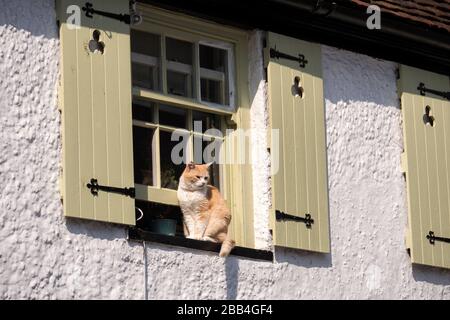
[266,32,331,253]
[399,65,450,269]
[57,0,135,225]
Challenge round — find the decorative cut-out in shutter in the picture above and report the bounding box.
[57,0,135,225]
[266,32,330,253]
[399,65,450,269]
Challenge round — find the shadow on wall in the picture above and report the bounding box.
[412,264,450,286]
[225,257,239,300]
[274,246,332,268]
[322,45,399,108]
[65,217,129,241]
[0,0,58,39]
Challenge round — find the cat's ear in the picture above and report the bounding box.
[187,162,196,171]
[205,162,214,168]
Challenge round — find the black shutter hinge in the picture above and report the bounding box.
[87,178,135,198]
[275,210,314,228]
[82,2,133,25]
[426,231,450,245]
[417,83,450,101]
[270,48,308,68]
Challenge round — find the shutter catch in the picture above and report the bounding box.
[270,48,308,68]
[417,83,450,101]
[87,178,135,198]
[426,231,450,245]
[275,210,314,228]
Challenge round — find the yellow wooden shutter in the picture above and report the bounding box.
[399,65,450,269]
[57,0,135,225]
[267,32,330,253]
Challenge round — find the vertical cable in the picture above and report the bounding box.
[143,241,148,300]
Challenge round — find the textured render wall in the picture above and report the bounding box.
[1,0,450,300]
[0,0,143,299]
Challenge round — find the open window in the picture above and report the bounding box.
[128,5,256,252]
[130,12,234,240]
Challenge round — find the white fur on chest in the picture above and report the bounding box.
[177,188,206,216]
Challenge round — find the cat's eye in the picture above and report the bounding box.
[196,175,202,179]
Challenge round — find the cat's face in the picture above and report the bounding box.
[181,162,211,190]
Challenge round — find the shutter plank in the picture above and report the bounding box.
[77,26,95,221]
[401,85,423,263]
[413,87,434,265]
[281,67,299,249]
[117,28,135,225]
[313,68,329,252]
[423,92,442,267]
[293,71,307,250]
[104,18,124,224]
[304,71,320,252]
[91,29,109,222]
[60,15,81,218]
[442,98,450,267]
[268,62,286,247]
[432,97,448,267]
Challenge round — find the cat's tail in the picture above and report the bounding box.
[219,235,235,257]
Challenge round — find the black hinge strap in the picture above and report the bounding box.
[426,231,450,245]
[87,178,135,198]
[417,83,450,101]
[82,2,131,25]
[270,48,308,68]
[275,210,314,228]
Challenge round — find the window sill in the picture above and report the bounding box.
[128,227,273,262]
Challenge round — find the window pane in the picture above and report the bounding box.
[192,111,221,133]
[131,31,161,91]
[132,63,159,90]
[167,70,192,98]
[200,45,227,71]
[159,104,187,128]
[160,131,187,190]
[131,31,160,57]
[132,99,155,123]
[166,38,193,65]
[166,38,193,98]
[209,163,221,190]
[200,45,229,105]
[133,126,155,186]
[200,78,224,104]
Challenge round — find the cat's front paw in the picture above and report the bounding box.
[186,235,196,240]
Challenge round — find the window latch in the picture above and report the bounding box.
[270,48,308,68]
[82,2,131,25]
[87,178,135,198]
[275,210,314,228]
[426,231,450,245]
[417,83,450,101]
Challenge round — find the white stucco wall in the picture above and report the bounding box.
[1,0,450,300]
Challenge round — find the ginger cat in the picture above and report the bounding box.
[177,162,235,257]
